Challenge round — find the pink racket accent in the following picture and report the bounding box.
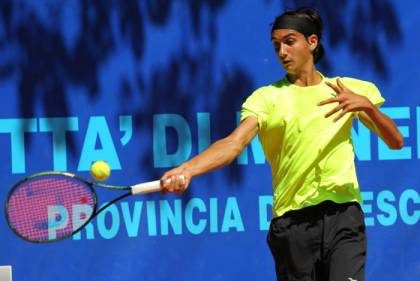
[6,175,95,242]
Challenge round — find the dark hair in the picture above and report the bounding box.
[272,7,325,63]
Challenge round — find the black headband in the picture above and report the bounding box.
[272,15,318,37]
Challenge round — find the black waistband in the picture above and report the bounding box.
[274,200,361,223]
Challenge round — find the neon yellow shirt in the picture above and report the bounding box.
[240,73,385,218]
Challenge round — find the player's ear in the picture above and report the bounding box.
[307,34,318,51]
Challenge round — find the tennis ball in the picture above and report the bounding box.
[90,160,111,181]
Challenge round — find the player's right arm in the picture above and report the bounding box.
[160,116,259,193]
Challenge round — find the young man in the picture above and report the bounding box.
[160,7,403,281]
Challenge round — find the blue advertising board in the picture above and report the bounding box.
[0,1,418,280]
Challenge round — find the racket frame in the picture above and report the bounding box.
[5,171,133,243]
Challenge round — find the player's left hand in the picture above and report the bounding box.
[318,78,374,122]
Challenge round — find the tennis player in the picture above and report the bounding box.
[161,7,403,281]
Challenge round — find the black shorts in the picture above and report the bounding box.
[267,200,366,281]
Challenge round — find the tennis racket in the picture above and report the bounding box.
[5,171,181,243]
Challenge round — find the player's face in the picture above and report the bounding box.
[271,29,316,74]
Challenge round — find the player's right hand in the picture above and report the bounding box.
[160,166,192,194]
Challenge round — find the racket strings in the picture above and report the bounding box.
[7,175,95,242]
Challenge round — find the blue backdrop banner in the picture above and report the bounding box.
[0,1,418,280]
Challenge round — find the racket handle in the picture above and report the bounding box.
[131,180,162,195]
[131,175,186,195]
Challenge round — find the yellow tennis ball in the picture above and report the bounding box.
[90,160,111,181]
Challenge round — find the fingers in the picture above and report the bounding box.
[325,81,340,94]
[319,79,351,106]
[318,97,338,106]
[170,174,186,194]
[174,175,187,194]
[161,173,189,194]
[321,79,355,122]
[324,103,346,118]
[336,78,348,91]
[322,100,352,121]
[333,109,349,122]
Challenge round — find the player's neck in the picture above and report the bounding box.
[287,66,322,87]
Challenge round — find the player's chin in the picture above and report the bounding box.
[281,63,296,73]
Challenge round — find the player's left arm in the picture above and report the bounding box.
[357,108,403,150]
[319,78,404,150]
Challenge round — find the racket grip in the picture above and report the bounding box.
[131,180,162,195]
[131,176,185,195]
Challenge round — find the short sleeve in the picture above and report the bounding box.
[353,82,385,119]
[365,83,385,108]
[240,88,271,129]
